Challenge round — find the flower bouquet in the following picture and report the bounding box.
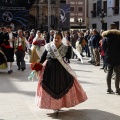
[33,40,45,46]
[30,62,43,71]
[28,62,43,81]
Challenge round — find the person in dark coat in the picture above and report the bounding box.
[3,26,17,74]
[0,27,4,52]
[102,23,120,95]
[46,30,54,43]
[91,29,100,66]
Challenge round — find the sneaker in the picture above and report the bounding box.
[106,89,114,94]
[115,90,120,95]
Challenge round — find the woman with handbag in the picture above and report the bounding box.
[35,31,87,115]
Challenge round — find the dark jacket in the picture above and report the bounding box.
[91,34,100,49]
[0,32,3,45]
[102,29,120,66]
[3,32,17,46]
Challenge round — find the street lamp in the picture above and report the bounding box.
[41,13,44,25]
[77,18,84,31]
[99,9,106,30]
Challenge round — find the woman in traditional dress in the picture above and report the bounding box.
[0,48,7,69]
[35,31,87,114]
[29,30,46,63]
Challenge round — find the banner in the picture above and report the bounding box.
[107,0,114,8]
[0,0,35,9]
[0,9,29,27]
[0,0,35,27]
[107,0,114,16]
[59,4,70,30]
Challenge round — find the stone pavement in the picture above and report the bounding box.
[0,56,120,120]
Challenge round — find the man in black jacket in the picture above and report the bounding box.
[102,23,120,95]
[91,29,100,66]
[3,26,16,74]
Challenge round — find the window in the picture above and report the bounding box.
[114,21,119,29]
[92,24,97,29]
[60,0,66,3]
[114,0,119,14]
[70,7,74,11]
[78,7,83,12]
[70,18,74,22]
[91,3,96,17]
[102,23,107,30]
[103,1,107,13]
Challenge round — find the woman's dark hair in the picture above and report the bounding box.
[7,25,12,29]
[66,31,70,36]
[54,31,63,39]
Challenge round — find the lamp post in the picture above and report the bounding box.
[99,9,106,30]
[41,13,44,32]
[77,18,84,31]
[48,0,51,32]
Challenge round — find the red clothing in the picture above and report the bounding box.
[100,39,105,56]
[28,36,34,44]
[35,61,87,110]
[33,40,45,46]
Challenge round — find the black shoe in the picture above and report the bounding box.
[67,59,70,63]
[8,70,11,74]
[53,109,59,116]
[18,67,20,70]
[106,89,114,94]
[80,54,84,57]
[10,70,13,73]
[21,67,26,71]
[115,90,120,95]
[87,55,91,57]
[88,61,95,64]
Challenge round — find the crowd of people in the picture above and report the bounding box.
[0,22,120,115]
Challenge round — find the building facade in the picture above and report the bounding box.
[88,0,120,31]
[29,0,60,31]
[66,0,88,30]
[29,0,66,31]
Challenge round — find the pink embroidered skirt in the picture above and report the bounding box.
[35,61,88,110]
